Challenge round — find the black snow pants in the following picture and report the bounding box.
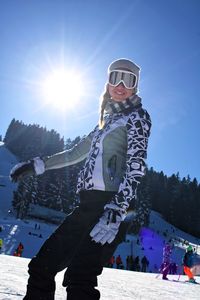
[23,190,128,300]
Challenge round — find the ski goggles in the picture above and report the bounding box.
[108,70,137,89]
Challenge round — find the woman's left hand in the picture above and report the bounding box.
[90,203,127,245]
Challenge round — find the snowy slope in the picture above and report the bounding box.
[0,255,199,300]
[1,210,199,269]
[0,143,18,218]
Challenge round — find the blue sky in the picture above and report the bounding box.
[1,0,200,182]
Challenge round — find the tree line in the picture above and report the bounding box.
[3,119,200,237]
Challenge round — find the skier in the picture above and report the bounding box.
[16,242,24,257]
[134,256,141,271]
[129,255,135,271]
[107,255,115,268]
[182,245,196,283]
[10,58,151,300]
[126,255,130,270]
[141,255,149,272]
[161,243,172,280]
[116,254,123,269]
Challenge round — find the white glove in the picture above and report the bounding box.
[10,157,45,182]
[90,202,128,245]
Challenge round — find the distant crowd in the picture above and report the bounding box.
[106,254,150,272]
[106,242,198,283]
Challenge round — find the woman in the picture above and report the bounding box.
[10,58,151,300]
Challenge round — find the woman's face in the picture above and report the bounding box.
[108,83,134,102]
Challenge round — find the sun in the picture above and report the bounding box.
[42,69,84,110]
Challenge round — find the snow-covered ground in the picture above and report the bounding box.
[0,255,199,300]
[0,142,200,299]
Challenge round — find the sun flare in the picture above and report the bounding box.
[42,69,84,110]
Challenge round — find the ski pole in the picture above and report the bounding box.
[155,273,161,279]
[155,267,163,279]
[176,265,183,281]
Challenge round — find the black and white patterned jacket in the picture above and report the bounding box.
[44,106,151,207]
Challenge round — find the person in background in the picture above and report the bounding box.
[129,255,135,271]
[161,243,172,280]
[134,255,141,271]
[10,58,151,300]
[107,255,115,268]
[16,242,24,257]
[141,255,149,272]
[0,238,3,251]
[126,255,130,270]
[116,254,123,269]
[182,245,196,283]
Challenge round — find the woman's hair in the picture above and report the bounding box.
[99,84,110,129]
[98,84,137,129]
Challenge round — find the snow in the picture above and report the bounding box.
[0,255,200,300]
[0,143,18,218]
[0,142,200,299]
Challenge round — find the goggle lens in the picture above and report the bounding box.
[108,70,137,89]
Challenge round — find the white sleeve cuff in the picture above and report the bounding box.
[33,157,45,175]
